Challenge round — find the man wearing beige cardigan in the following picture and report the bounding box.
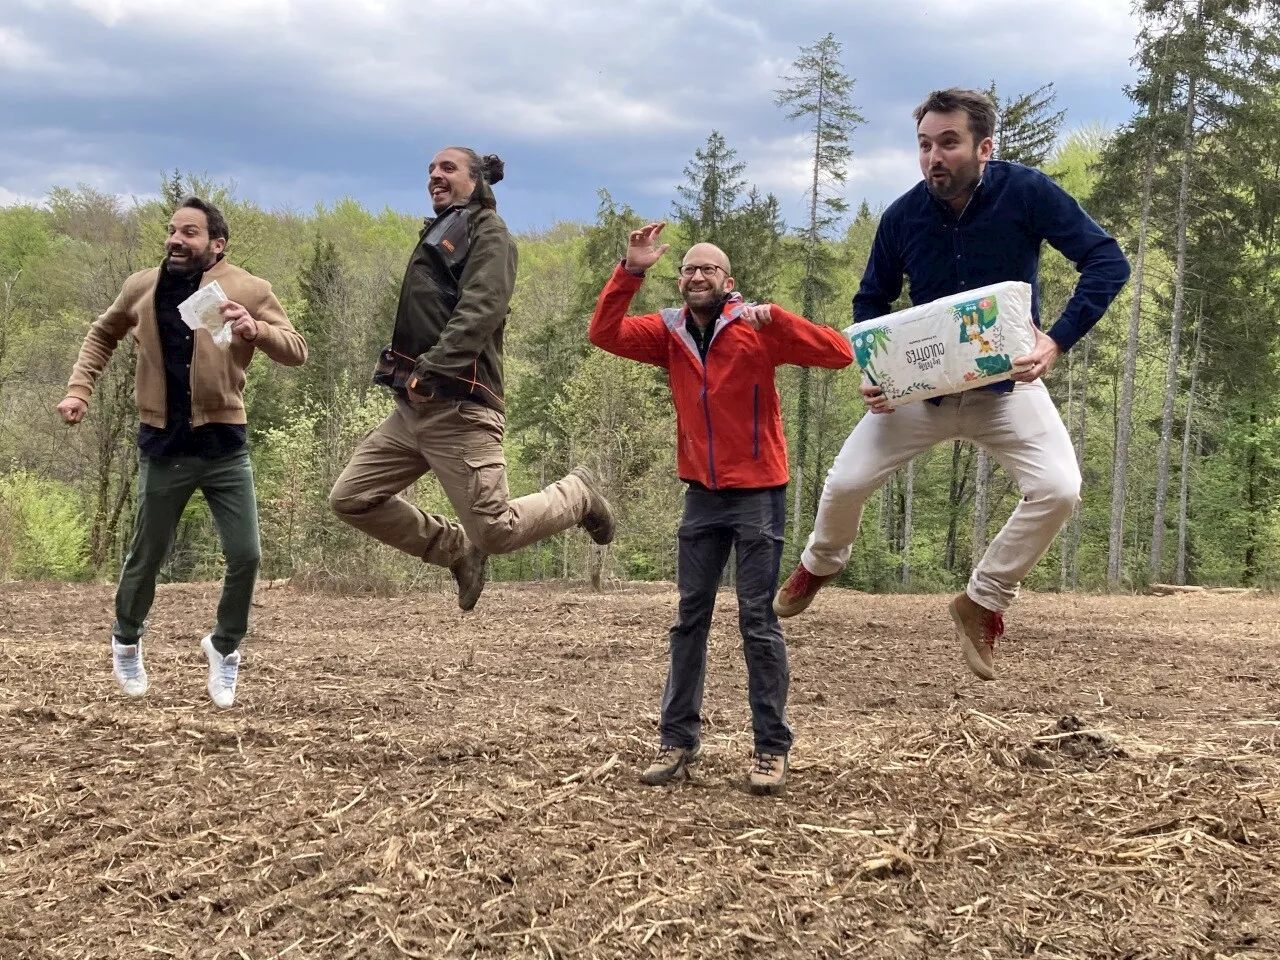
[58,197,307,708]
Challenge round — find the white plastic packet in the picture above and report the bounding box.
[178,280,233,346]
[844,281,1038,407]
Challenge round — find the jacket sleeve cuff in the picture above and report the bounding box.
[250,319,276,349]
[616,260,647,282]
[65,385,92,403]
[1046,320,1079,354]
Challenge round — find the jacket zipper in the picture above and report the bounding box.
[701,350,717,489]
[752,384,759,459]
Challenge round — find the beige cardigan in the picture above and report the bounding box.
[65,259,307,428]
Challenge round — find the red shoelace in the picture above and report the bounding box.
[983,612,1005,646]
[786,565,818,595]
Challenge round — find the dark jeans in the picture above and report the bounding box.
[660,486,792,754]
[113,450,261,655]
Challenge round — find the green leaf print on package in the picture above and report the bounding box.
[850,326,891,384]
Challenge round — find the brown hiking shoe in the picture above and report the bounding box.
[949,591,1002,681]
[772,562,835,617]
[639,742,703,785]
[748,751,788,796]
[570,466,616,545]
[449,545,487,612]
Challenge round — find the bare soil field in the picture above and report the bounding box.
[1,581,1278,959]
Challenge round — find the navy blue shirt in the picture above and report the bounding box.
[854,160,1130,391]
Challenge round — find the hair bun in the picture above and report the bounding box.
[482,154,505,184]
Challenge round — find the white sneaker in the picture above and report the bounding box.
[111,637,148,697]
[201,634,241,709]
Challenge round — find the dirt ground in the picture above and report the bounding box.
[1,580,1277,959]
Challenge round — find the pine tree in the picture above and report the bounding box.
[724,187,786,302]
[671,131,746,244]
[986,82,1066,168]
[672,134,786,300]
[775,33,865,559]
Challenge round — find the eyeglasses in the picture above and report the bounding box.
[680,264,724,278]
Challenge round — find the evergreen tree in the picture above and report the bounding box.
[775,32,865,558]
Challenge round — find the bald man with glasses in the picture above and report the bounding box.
[588,223,853,795]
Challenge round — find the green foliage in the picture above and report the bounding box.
[987,81,1066,168]
[6,15,1280,596]
[0,471,89,580]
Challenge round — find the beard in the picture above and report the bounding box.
[164,242,215,277]
[682,284,727,318]
[926,155,983,204]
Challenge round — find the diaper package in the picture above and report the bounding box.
[844,281,1037,407]
[178,281,233,346]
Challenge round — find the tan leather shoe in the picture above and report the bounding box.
[949,591,1002,681]
[748,751,789,796]
[772,562,834,618]
[639,742,703,785]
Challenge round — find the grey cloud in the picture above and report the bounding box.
[1,0,1139,228]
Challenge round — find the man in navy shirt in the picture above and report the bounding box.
[773,88,1129,682]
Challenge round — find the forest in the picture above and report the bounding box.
[2,0,1278,595]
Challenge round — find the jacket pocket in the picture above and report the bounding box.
[413,261,459,313]
[189,334,237,415]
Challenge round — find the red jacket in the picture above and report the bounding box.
[589,263,854,489]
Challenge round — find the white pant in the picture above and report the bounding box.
[802,381,1081,612]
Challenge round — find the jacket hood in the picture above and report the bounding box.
[468,178,498,211]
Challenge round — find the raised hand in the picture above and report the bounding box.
[624,222,670,275]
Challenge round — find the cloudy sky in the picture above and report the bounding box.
[1,0,1141,231]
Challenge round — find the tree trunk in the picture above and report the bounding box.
[971,450,991,565]
[1150,1,1201,581]
[1108,47,1166,591]
[1067,336,1091,589]
[945,441,970,571]
[808,370,835,522]
[537,442,546,581]
[902,458,914,588]
[1244,403,1259,584]
[1174,304,1203,586]
[880,476,894,590]
[791,59,828,564]
[791,454,805,564]
[88,345,139,571]
[1061,348,1076,591]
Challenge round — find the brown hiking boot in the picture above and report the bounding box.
[449,545,487,612]
[772,562,835,618]
[748,751,788,796]
[949,591,1002,681]
[570,466,616,545]
[639,742,703,785]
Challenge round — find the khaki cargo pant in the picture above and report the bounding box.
[329,397,590,566]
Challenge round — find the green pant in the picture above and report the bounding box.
[114,451,261,655]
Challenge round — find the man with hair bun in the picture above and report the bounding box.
[330,146,615,610]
